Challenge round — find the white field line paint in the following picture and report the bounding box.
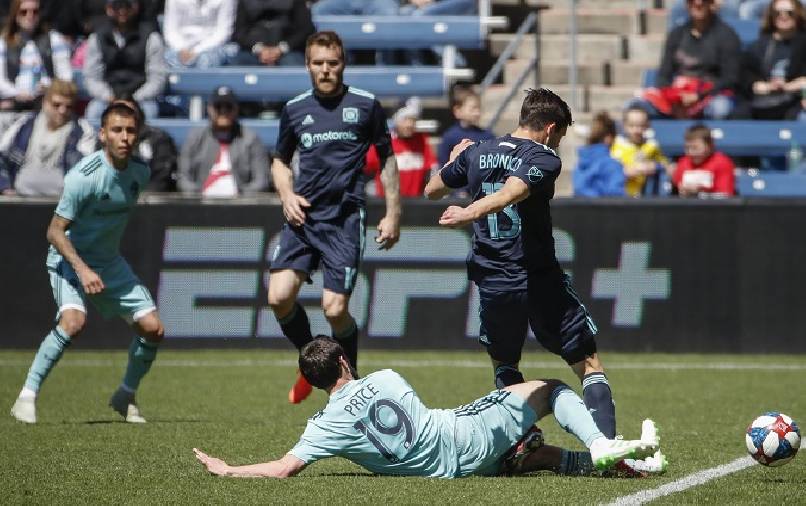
[606,440,806,506]
[1,358,806,370]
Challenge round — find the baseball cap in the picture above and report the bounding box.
[210,86,238,106]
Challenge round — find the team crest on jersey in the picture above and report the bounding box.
[342,107,359,123]
[302,114,315,126]
[301,132,313,148]
[527,166,544,183]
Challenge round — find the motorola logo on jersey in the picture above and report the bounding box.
[301,130,359,149]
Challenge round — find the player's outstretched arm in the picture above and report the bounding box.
[376,155,401,250]
[46,214,104,294]
[193,448,306,479]
[423,171,450,200]
[271,158,310,226]
[439,176,529,228]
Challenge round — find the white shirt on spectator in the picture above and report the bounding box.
[163,0,236,54]
[0,31,72,99]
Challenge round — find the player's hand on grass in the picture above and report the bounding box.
[193,448,230,476]
[439,205,473,228]
[375,215,400,250]
[78,267,105,294]
[282,194,311,226]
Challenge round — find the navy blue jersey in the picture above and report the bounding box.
[275,86,393,221]
[440,134,562,292]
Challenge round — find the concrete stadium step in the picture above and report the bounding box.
[626,34,665,62]
[493,0,648,8]
[539,8,640,35]
[490,33,626,62]
[608,61,660,86]
[506,60,606,86]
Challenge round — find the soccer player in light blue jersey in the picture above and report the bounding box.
[10,102,165,425]
[194,338,660,479]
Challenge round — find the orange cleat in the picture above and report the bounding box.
[288,372,313,404]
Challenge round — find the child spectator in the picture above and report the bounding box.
[437,85,495,167]
[365,98,437,197]
[572,112,624,197]
[673,124,736,197]
[611,107,670,197]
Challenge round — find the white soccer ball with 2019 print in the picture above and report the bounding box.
[745,412,801,466]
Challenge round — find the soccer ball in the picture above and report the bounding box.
[745,412,801,466]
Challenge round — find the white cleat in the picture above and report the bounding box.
[622,451,669,475]
[11,397,36,424]
[640,418,660,446]
[590,435,658,471]
[109,388,147,423]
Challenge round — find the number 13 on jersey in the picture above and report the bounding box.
[481,182,521,239]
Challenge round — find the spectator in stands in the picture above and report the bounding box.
[163,0,236,68]
[228,0,312,67]
[572,112,624,198]
[673,124,736,197]
[311,0,399,65]
[178,86,270,197]
[611,107,671,197]
[668,0,741,28]
[112,97,178,191]
[364,98,437,197]
[742,0,806,120]
[0,80,95,196]
[0,0,72,113]
[636,0,742,120]
[438,85,495,167]
[83,0,166,121]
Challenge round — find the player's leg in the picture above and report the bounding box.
[529,271,616,438]
[12,263,87,424]
[503,380,658,470]
[268,269,312,350]
[321,289,358,370]
[478,288,528,388]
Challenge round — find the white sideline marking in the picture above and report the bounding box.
[1,358,806,370]
[606,441,806,505]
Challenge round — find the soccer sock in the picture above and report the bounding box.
[494,364,525,389]
[558,450,595,476]
[122,336,159,392]
[550,384,605,448]
[582,372,617,439]
[333,318,358,370]
[23,326,72,394]
[277,303,313,351]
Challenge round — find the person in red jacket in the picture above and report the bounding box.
[673,124,735,197]
[365,99,437,197]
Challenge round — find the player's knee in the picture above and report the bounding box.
[322,297,348,321]
[137,315,164,343]
[267,290,295,315]
[59,312,86,337]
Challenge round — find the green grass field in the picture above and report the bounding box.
[1,350,805,504]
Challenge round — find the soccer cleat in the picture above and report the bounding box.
[500,426,545,475]
[622,451,669,475]
[640,418,660,447]
[288,372,313,404]
[109,388,147,423]
[11,397,36,424]
[590,436,658,471]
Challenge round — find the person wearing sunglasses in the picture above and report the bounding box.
[177,86,270,197]
[742,0,806,120]
[0,0,72,117]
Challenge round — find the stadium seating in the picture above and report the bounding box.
[646,120,806,157]
[313,15,505,49]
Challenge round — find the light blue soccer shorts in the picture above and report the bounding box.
[49,256,156,323]
[453,389,539,477]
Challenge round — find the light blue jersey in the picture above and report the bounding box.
[46,150,149,269]
[289,370,537,478]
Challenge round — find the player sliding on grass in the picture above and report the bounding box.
[194,337,660,479]
[424,88,666,474]
[10,102,164,424]
[267,31,401,404]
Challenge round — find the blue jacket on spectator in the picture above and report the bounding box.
[0,113,91,191]
[438,123,495,167]
[573,143,625,197]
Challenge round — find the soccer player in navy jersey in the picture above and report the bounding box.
[268,31,401,404]
[424,89,666,474]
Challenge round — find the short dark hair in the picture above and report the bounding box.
[623,105,649,123]
[684,124,713,145]
[299,336,347,389]
[451,84,479,109]
[588,111,616,144]
[101,102,139,128]
[518,88,573,131]
[306,30,344,61]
